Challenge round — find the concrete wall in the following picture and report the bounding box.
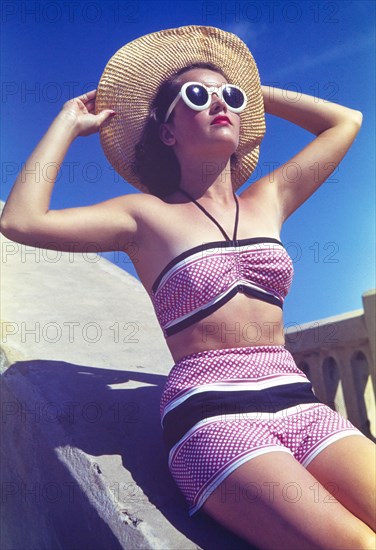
[0,215,252,550]
[2,194,374,548]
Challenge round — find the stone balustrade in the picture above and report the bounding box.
[285,289,375,441]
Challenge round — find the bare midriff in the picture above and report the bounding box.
[164,292,285,363]
[132,192,286,364]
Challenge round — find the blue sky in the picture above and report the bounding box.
[1,0,375,327]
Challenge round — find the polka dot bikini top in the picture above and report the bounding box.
[150,189,294,338]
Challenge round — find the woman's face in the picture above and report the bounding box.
[159,68,241,162]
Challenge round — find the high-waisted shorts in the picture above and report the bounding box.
[160,345,364,517]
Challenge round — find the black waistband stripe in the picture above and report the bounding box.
[162,382,322,452]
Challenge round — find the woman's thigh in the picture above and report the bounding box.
[201,450,375,550]
[306,434,376,531]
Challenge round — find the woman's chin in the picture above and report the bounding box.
[202,136,238,156]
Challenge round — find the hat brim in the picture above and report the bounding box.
[95,25,265,193]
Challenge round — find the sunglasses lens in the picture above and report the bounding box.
[185,84,209,106]
[223,86,245,109]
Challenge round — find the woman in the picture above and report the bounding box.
[1,25,375,549]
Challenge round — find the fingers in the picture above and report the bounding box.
[73,90,97,104]
[61,88,115,135]
[84,97,114,117]
[64,90,96,110]
[84,98,96,112]
[96,109,116,127]
[79,89,97,101]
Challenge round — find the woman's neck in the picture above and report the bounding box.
[178,157,234,202]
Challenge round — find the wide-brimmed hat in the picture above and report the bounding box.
[95,25,265,193]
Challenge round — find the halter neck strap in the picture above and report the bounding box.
[179,188,239,242]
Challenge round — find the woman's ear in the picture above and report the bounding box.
[159,123,176,146]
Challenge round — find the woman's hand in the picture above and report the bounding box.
[0,89,117,237]
[57,89,115,138]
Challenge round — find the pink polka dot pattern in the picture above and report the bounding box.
[160,346,363,517]
[151,241,294,337]
[160,345,307,416]
[169,404,361,516]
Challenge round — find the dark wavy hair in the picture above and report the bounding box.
[134,62,234,199]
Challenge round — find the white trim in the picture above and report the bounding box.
[168,403,319,467]
[161,374,309,423]
[189,446,292,516]
[163,277,283,331]
[156,242,286,292]
[301,429,364,468]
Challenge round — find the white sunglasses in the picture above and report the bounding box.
[164,81,247,123]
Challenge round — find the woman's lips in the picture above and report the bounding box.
[211,116,231,125]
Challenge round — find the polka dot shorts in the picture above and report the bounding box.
[160,346,364,516]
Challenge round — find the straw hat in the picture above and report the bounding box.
[95,25,265,193]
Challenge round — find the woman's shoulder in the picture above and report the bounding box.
[124,191,174,213]
[117,192,177,237]
[113,191,168,215]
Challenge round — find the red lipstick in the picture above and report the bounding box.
[211,116,231,125]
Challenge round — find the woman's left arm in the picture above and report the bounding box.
[259,85,363,222]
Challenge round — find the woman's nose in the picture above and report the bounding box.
[210,93,227,112]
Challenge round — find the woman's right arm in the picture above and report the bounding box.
[0,90,140,253]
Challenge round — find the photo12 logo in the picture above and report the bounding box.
[201,1,340,24]
[1,1,140,24]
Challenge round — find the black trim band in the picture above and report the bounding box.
[163,382,322,452]
[164,284,283,337]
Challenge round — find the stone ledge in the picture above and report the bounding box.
[0,215,252,550]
